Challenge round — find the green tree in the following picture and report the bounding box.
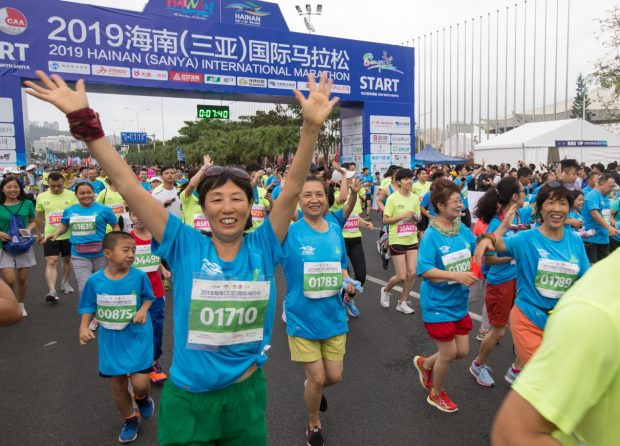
[593,6,620,118]
[571,73,593,121]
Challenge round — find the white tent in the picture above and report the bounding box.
[473,119,620,166]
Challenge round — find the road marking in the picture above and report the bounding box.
[365,274,482,322]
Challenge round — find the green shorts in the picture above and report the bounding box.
[158,368,267,446]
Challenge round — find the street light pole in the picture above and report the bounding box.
[295,3,322,34]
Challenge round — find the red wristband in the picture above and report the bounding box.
[66,108,105,142]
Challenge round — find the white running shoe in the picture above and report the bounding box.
[396,301,415,314]
[380,287,391,308]
[60,281,75,294]
[18,303,27,317]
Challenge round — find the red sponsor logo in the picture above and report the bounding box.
[169,71,203,83]
[0,7,27,35]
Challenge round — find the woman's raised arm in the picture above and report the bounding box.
[24,71,168,242]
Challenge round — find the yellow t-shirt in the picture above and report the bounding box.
[95,187,126,232]
[384,191,420,245]
[35,190,78,240]
[513,249,620,445]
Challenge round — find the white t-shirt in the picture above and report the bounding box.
[151,185,182,217]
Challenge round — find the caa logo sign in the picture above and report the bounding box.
[0,7,27,36]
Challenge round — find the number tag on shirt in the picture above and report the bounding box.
[303,261,342,298]
[534,258,579,299]
[193,214,211,232]
[96,294,136,330]
[187,278,270,348]
[442,249,471,284]
[397,219,416,237]
[133,245,160,273]
[70,215,96,236]
[251,204,266,223]
[48,211,62,227]
[343,215,359,232]
[110,204,125,216]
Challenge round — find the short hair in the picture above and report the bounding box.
[430,171,445,182]
[0,177,26,203]
[599,173,616,185]
[102,231,135,251]
[517,167,532,179]
[395,168,414,182]
[48,172,65,182]
[430,178,461,211]
[74,181,94,193]
[245,163,261,174]
[560,159,579,173]
[536,182,575,212]
[160,165,175,174]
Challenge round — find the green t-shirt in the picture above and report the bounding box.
[246,186,270,234]
[513,249,620,446]
[412,181,430,201]
[0,200,35,248]
[35,190,78,240]
[343,196,363,239]
[379,177,392,190]
[96,187,126,233]
[180,191,208,231]
[384,191,420,246]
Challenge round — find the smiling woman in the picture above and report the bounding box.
[23,70,338,446]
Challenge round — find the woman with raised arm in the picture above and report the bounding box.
[25,70,338,446]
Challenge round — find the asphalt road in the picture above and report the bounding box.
[0,215,514,445]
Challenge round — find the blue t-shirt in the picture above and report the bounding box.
[140,181,151,191]
[61,202,118,258]
[71,179,106,194]
[78,268,155,376]
[582,185,592,195]
[417,224,477,323]
[504,228,590,330]
[566,209,583,233]
[362,174,375,194]
[297,208,345,228]
[583,189,611,245]
[272,184,282,201]
[454,175,473,208]
[530,184,544,205]
[152,214,283,392]
[485,207,534,285]
[420,191,436,217]
[282,219,348,339]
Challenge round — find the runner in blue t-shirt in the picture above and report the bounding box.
[582,173,618,263]
[25,70,339,446]
[78,231,156,443]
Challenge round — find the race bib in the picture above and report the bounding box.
[397,219,416,237]
[110,204,125,216]
[96,294,136,330]
[187,279,270,347]
[133,244,160,273]
[343,215,359,232]
[70,215,96,236]
[193,213,211,232]
[442,249,471,284]
[251,204,266,223]
[48,211,62,227]
[534,258,579,299]
[303,261,342,298]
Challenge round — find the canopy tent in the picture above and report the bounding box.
[473,119,620,166]
[415,145,468,165]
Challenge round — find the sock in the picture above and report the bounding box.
[474,360,482,367]
[511,366,521,374]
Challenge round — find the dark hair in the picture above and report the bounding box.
[416,168,427,178]
[0,177,26,204]
[102,231,135,251]
[517,167,532,179]
[304,174,330,197]
[474,177,522,224]
[535,182,575,212]
[160,165,174,174]
[74,181,95,194]
[395,168,414,182]
[430,178,460,212]
[430,171,445,182]
[385,165,400,178]
[197,170,253,231]
[245,163,261,174]
[178,168,200,197]
[79,166,89,173]
[599,173,615,185]
[48,172,65,182]
[560,158,579,173]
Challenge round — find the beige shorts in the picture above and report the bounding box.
[288,334,346,362]
[0,247,36,269]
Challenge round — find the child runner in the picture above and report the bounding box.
[78,231,155,443]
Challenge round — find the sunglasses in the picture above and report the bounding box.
[548,180,576,191]
[203,166,250,180]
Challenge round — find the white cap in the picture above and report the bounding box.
[7,167,21,174]
[149,176,162,183]
[26,164,36,171]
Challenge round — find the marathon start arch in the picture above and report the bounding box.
[0,0,414,173]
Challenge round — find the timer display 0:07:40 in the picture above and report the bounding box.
[197,106,230,120]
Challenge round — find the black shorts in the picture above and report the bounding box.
[389,243,418,256]
[99,366,153,378]
[43,239,72,258]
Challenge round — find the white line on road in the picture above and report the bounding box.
[365,274,482,322]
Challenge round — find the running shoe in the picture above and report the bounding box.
[396,301,415,314]
[135,395,154,419]
[343,296,360,318]
[504,366,520,384]
[149,361,168,384]
[380,287,391,308]
[376,239,382,254]
[413,355,433,390]
[18,303,27,317]
[469,360,495,387]
[475,329,488,341]
[118,415,140,443]
[60,280,74,294]
[45,290,59,303]
[306,426,324,446]
[427,390,459,413]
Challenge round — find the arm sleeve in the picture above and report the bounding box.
[77,277,97,314]
[503,230,525,257]
[104,207,118,225]
[586,193,601,212]
[250,217,284,268]
[152,214,204,267]
[512,301,620,435]
[61,207,71,226]
[35,197,43,213]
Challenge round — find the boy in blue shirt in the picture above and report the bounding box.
[78,231,156,444]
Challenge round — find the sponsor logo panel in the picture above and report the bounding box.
[48,61,90,75]
[237,77,267,88]
[92,65,130,78]
[132,68,168,81]
[0,7,27,35]
[170,71,203,83]
[268,79,296,90]
[204,74,236,85]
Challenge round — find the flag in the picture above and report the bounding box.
[176,146,186,162]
